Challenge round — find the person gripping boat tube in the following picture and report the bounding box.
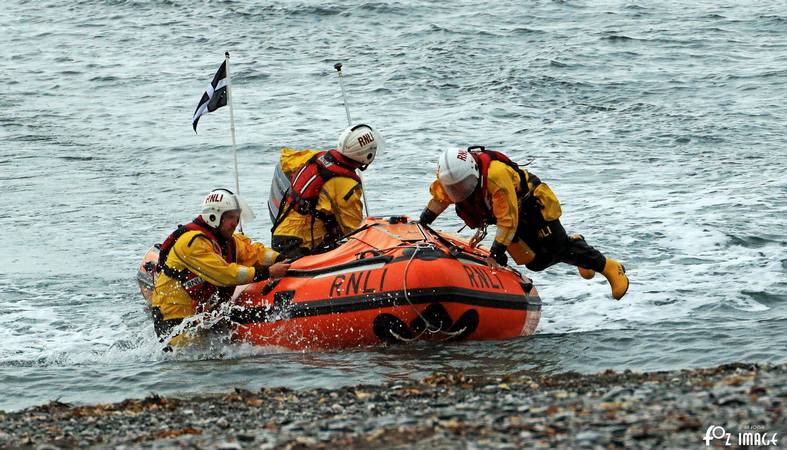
[151,189,290,346]
[418,146,629,300]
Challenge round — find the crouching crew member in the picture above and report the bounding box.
[271,124,383,259]
[152,188,290,346]
[418,146,629,300]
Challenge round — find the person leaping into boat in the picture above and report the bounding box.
[271,124,383,259]
[418,146,629,300]
[151,189,291,347]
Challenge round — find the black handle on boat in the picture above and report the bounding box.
[420,222,490,263]
[286,255,393,277]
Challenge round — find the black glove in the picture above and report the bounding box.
[418,208,438,225]
[252,265,270,282]
[489,241,508,266]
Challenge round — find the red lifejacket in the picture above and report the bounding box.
[157,217,237,310]
[455,147,530,229]
[276,149,361,225]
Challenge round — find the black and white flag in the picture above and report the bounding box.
[191,60,228,132]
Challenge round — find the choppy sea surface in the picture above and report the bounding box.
[1,0,785,412]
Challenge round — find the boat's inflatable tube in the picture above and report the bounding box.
[137,216,541,350]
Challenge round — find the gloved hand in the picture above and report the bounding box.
[489,241,508,266]
[252,261,292,282]
[268,261,291,279]
[418,208,438,225]
[252,265,270,282]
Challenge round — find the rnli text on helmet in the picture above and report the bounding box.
[457,149,468,161]
[358,132,375,147]
[206,193,224,203]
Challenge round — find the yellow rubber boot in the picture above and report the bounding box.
[167,332,196,348]
[602,258,629,300]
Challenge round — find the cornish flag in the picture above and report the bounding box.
[191,59,228,132]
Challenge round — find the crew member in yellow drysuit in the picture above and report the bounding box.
[418,146,629,300]
[152,188,290,346]
[271,124,383,259]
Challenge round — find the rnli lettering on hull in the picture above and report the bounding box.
[328,264,506,298]
[463,265,504,289]
[329,268,388,297]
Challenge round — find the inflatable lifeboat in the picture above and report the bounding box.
[137,216,542,350]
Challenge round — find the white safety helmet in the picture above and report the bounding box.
[437,148,480,202]
[337,123,383,166]
[200,188,255,228]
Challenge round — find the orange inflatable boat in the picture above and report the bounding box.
[137,216,541,350]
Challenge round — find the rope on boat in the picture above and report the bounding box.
[397,243,467,341]
[388,325,467,343]
[347,235,382,252]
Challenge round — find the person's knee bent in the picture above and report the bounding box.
[525,254,554,272]
[151,307,184,338]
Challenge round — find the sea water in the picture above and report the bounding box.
[1,0,785,411]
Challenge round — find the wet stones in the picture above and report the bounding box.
[0,362,785,449]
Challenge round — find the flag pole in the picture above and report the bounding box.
[334,63,370,218]
[225,51,244,232]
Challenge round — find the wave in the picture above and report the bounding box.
[602,34,639,41]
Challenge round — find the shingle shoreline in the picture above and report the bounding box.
[1,362,784,449]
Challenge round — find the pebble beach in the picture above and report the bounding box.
[2,362,784,449]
